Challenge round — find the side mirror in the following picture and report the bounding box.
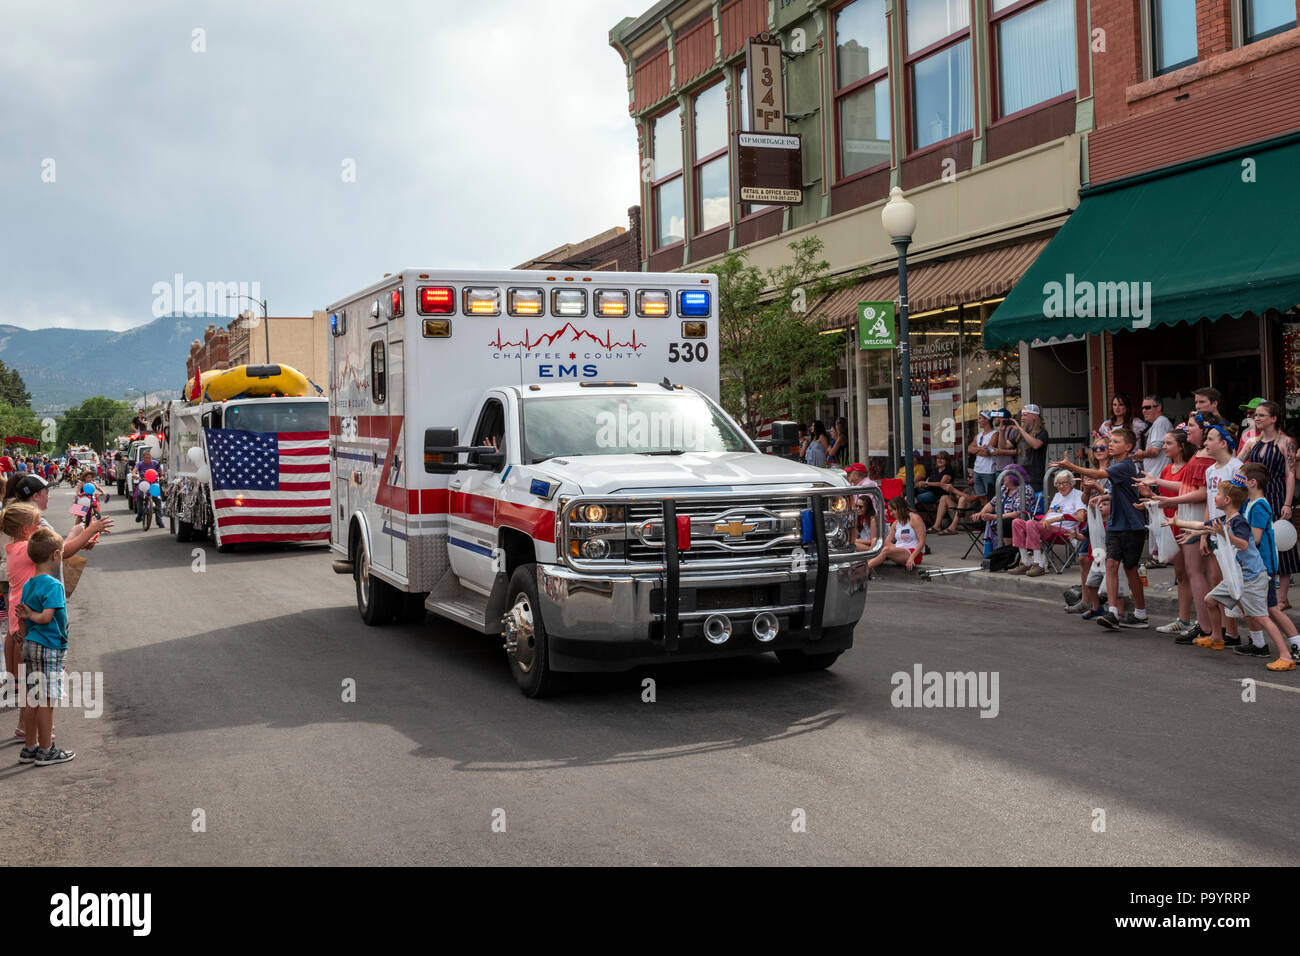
[424,427,460,474]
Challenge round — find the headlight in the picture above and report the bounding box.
[570,503,625,523]
[581,504,607,523]
[828,495,848,513]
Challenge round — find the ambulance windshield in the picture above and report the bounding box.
[521,393,751,463]
[225,401,329,434]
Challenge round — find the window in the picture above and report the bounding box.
[471,399,506,464]
[992,0,1076,117]
[736,67,775,214]
[692,83,729,233]
[1242,0,1296,43]
[834,0,891,178]
[371,340,386,404]
[1150,0,1197,75]
[650,107,684,248]
[906,0,973,149]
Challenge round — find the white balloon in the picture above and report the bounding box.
[187,446,205,464]
[137,481,151,495]
[196,464,211,483]
[1274,519,1297,552]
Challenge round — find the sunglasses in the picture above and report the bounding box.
[1091,445,1106,451]
[1141,404,1157,410]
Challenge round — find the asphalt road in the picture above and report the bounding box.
[4,484,1298,865]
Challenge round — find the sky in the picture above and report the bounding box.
[0,0,643,331]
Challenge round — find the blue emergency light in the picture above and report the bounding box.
[800,509,815,544]
[678,290,711,317]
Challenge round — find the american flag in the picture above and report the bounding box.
[203,428,330,544]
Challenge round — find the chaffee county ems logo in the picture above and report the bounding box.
[489,323,646,379]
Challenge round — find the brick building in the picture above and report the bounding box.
[987,1,1300,428]
[611,0,1094,474]
[515,207,643,271]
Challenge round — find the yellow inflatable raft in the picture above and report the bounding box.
[186,364,313,403]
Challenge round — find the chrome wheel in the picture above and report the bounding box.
[357,548,371,612]
[504,594,536,673]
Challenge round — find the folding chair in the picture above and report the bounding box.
[1044,529,1085,574]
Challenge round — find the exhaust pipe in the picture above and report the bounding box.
[703,614,732,645]
[752,612,779,643]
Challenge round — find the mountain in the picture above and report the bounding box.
[0,314,211,412]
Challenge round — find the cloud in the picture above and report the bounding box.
[0,0,641,331]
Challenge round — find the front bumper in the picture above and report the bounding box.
[536,560,869,672]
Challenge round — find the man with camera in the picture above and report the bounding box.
[996,404,1050,495]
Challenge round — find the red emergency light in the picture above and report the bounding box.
[418,286,455,315]
[389,288,404,318]
[677,514,691,550]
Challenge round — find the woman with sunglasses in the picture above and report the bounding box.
[1240,400,1298,609]
[852,495,878,551]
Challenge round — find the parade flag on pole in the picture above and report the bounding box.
[203,427,330,543]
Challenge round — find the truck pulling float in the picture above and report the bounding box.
[326,268,883,696]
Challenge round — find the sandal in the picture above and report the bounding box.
[1266,657,1297,671]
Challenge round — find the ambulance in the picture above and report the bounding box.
[327,269,882,696]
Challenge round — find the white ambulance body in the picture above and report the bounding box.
[327,269,881,696]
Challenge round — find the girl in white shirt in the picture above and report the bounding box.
[867,496,927,575]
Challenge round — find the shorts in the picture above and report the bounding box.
[915,490,939,505]
[902,547,923,565]
[1267,575,1278,609]
[1105,530,1146,570]
[1208,572,1268,620]
[22,640,66,703]
[974,472,997,496]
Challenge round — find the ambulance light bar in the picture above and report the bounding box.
[508,288,544,316]
[636,290,670,317]
[418,286,455,315]
[463,287,501,316]
[594,290,628,317]
[552,289,587,317]
[678,290,710,316]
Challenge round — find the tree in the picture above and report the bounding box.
[717,235,869,434]
[57,396,134,450]
[0,401,41,447]
[0,361,31,409]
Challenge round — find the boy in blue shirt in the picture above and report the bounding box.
[15,528,75,765]
[1053,427,1149,629]
[1238,462,1300,663]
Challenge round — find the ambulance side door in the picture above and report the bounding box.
[447,395,508,595]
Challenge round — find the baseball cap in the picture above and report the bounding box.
[1022,403,1042,416]
[845,462,867,474]
[911,449,922,458]
[1240,397,1266,411]
[11,474,48,501]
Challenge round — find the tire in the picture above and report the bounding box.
[141,502,152,531]
[353,538,394,626]
[502,564,561,698]
[172,507,193,543]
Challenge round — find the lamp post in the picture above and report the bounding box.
[881,186,918,508]
[227,294,270,363]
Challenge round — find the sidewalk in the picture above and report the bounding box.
[901,527,1300,626]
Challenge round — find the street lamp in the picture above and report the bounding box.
[227,294,270,364]
[881,186,918,508]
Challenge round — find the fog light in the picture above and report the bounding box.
[581,538,609,559]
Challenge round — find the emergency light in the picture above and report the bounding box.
[678,290,711,317]
[329,312,346,336]
[681,321,707,339]
[551,289,587,317]
[418,286,455,315]
[422,319,451,338]
[636,289,670,317]
[508,288,544,316]
[463,287,501,316]
[594,290,629,317]
[388,288,404,318]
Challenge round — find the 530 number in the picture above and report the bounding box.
[668,342,709,363]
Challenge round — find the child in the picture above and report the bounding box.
[2,502,42,742]
[1052,427,1148,629]
[16,528,75,764]
[1194,420,1243,647]
[1167,478,1295,669]
[1237,462,1300,661]
[867,496,926,574]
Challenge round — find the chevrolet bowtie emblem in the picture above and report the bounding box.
[715,520,756,537]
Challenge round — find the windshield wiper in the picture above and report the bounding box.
[643,449,686,456]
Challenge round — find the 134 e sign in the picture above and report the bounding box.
[745,36,785,132]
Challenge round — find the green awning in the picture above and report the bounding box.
[984,132,1300,348]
